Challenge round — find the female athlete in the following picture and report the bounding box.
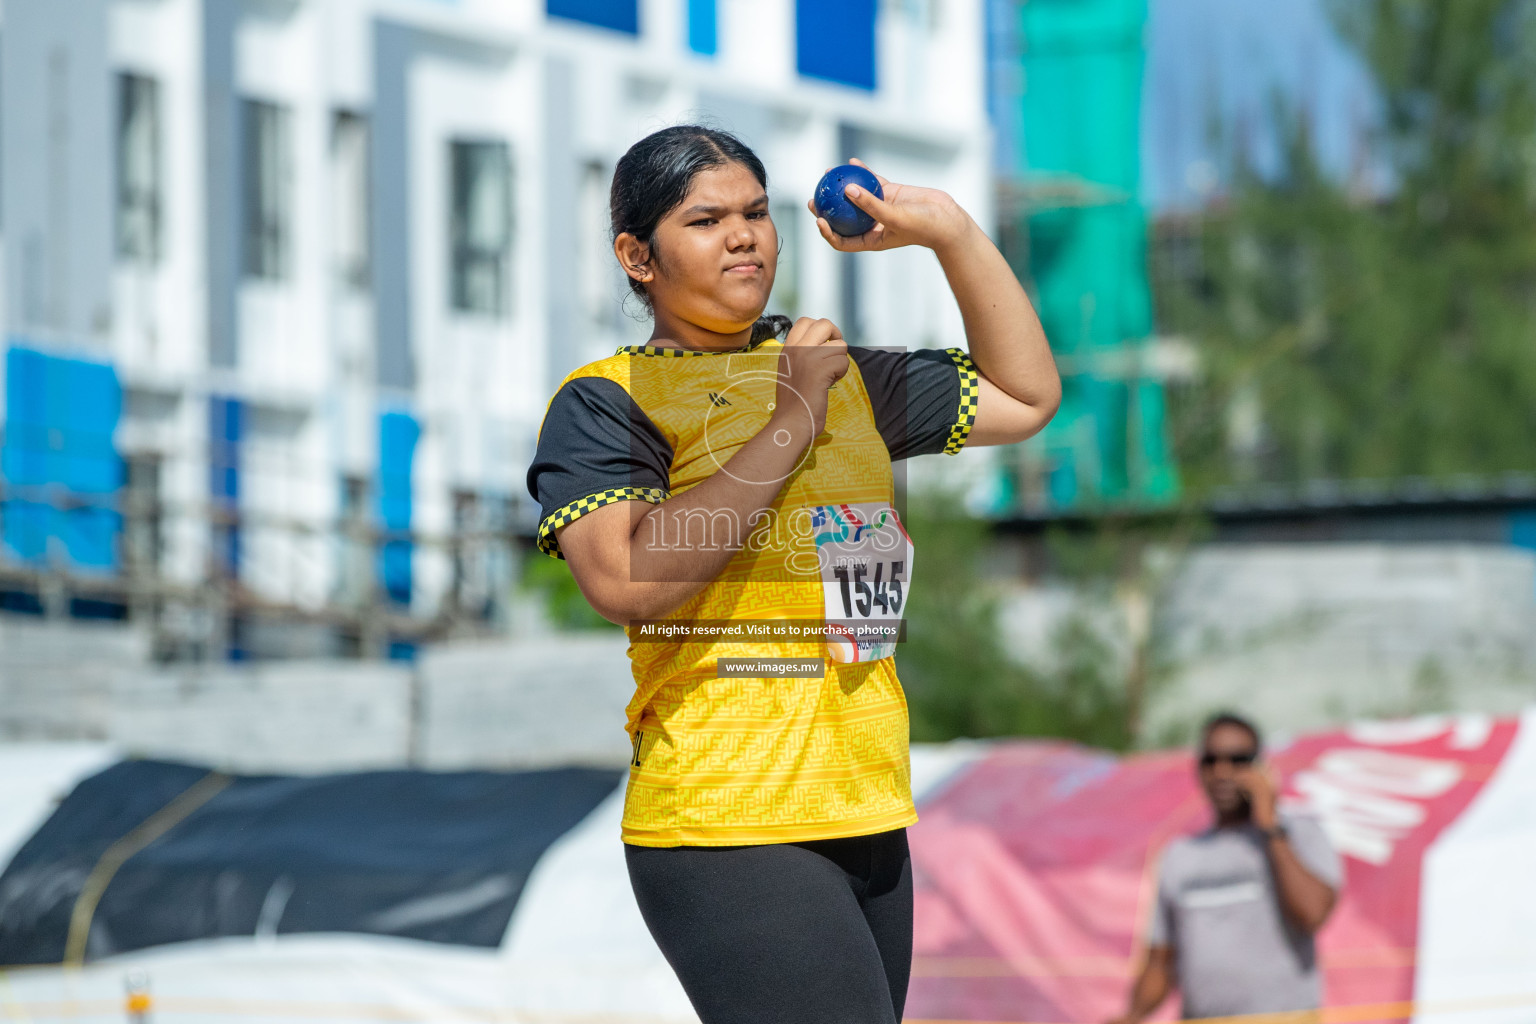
[526,125,1059,1023]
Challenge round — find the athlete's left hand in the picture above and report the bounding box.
[806,158,971,253]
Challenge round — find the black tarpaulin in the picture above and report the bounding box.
[0,759,622,965]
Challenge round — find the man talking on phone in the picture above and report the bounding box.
[1107,713,1342,1024]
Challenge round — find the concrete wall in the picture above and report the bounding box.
[0,618,633,772]
[999,543,1536,745]
[417,634,634,769]
[1147,544,1536,741]
[0,618,152,741]
[108,659,415,773]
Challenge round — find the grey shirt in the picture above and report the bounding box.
[1148,813,1343,1019]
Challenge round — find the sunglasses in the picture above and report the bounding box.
[1199,751,1257,768]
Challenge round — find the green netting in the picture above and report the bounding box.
[1008,0,1179,509]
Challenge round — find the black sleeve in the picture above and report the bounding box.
[525,376,673,559]
[847,346,980,461]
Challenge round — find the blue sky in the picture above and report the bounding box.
[1140,0,1384,211]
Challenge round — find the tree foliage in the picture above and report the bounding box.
[1158,0,1536,494]
[519,552,617,632]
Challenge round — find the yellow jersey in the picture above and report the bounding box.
[527,335,978,846]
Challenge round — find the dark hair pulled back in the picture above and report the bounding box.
[610,125,791,345]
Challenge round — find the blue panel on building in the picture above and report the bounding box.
[209,396,244,577]
[379,410,420,606]
[57,359,123,571]
[1,348,51,566]
[795,0,877,90]
[2,502,50,564]
[1,344,123,572]
[547,0,638,35]
[1512,510,1536,597]
[55,506,119,572]
[1511,510,1536,551]
[2,348,49,488]
[688,0,717,55]
[59,360,123,494]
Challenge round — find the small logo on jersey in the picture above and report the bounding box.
[707,391,732,407]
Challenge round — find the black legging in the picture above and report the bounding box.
[625,828,913,1024]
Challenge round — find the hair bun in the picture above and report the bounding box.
[750,315,793,344]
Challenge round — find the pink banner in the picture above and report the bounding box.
[907,715,1519,1024]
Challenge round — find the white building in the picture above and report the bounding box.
[0,0,993,657]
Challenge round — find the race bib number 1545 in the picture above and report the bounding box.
[810,503,914,664]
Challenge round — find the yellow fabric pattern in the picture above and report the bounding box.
[537,338,971,847]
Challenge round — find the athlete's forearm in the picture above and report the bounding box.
[616,410,817,621]
[932,215,1059,416]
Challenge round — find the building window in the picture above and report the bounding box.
[547,0,638,35]
[449,489,482,618]
[334,473,372,609]
[449,139,512,316]
[331,111,370,291]
[579,160,618,333]
[242,100,292,280]
[116,73,162,264]
[124,453,164,575]
[450,489,512,623]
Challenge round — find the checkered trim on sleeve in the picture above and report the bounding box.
[536,486,668,560]
[942,348,980,454]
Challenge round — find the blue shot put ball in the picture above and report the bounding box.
[813,164,884,237]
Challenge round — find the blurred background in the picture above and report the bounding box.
[3,0,1533,763]
[3,1,1536,1021]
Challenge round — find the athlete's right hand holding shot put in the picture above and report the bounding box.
[525,126,1058,1024]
